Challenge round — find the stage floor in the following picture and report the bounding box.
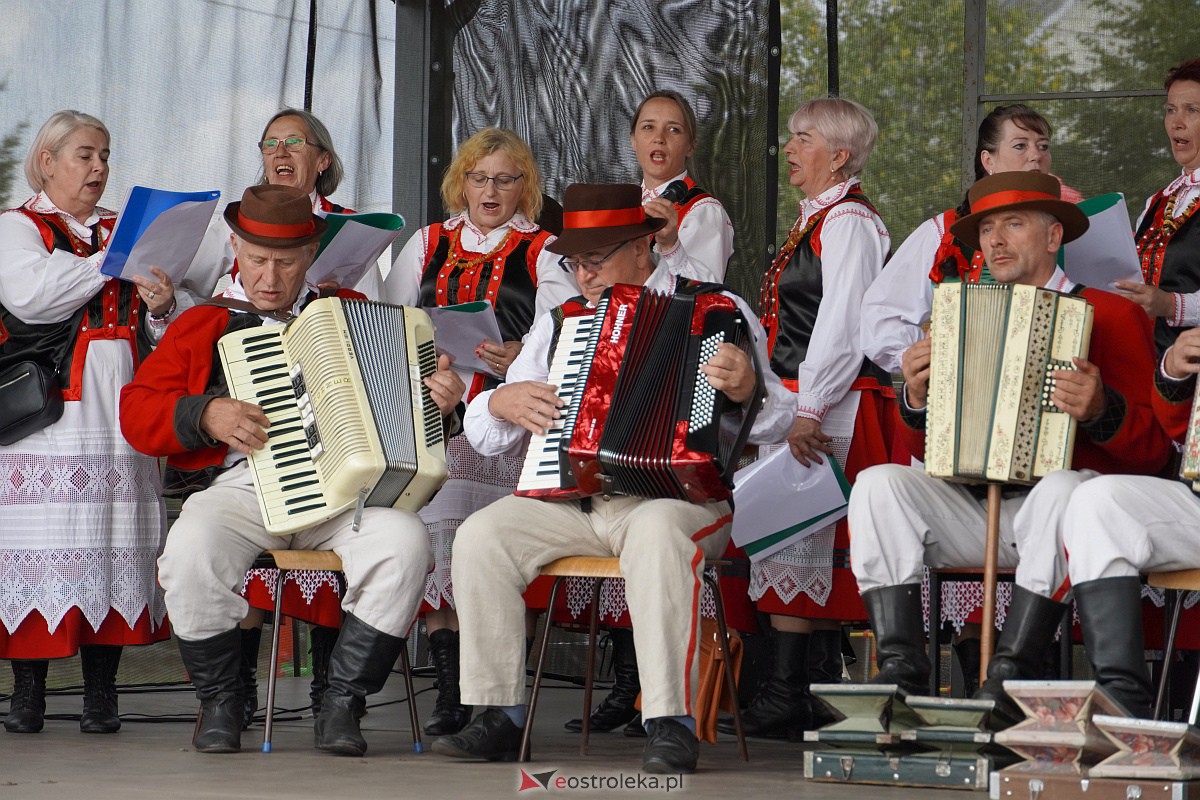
[1,672,949,800]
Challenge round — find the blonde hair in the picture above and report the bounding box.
[788,97,878,178]
[24,110,110,192]
[441,128,543,222]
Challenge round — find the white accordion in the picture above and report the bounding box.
[1180,384,1200,492]
[218,298,448,534]
[925,282,1093,484]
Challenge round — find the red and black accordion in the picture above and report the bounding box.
[516,283,763,503]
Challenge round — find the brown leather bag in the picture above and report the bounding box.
[694,618,743,744]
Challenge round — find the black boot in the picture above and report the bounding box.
[953,638,982,696]
[80,645,122,733]
[238,627,261,730]
[314,614,405,756]
[423,628,471,736]
[974,587,1067,724]
[717,630,811,739]
[809,629,844,683]
[177,628,243,753]
[863,585,930,695]
[432,707,523,761]
[4,660,48,734]
[806,628,844,727]
[308,625,338,716]
[1074,577,1153,719]
[565,628,640,733]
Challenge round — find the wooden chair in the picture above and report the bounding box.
[1147,569,1200,723]
[254,549,422,754]
[926,567,1072,696]
[519,556,748,763]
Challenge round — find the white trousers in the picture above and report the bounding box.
[158,463,432,641]
[452,494,731,721]
[849,464,1094,598]
[1064,475,1200,583]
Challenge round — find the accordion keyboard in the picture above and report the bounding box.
[222,327,330,522]
[517,313,599,492]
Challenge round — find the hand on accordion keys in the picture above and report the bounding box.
[699,342,758,405]
[1049,356,1105,424]
[424,354,467,416]
[200,397,271,454]
[900,337,933,409]
[489,380,565,436]
[1165,328,1200,380]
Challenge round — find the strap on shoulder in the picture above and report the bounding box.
[201,297,294,323]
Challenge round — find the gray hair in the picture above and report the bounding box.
[24,110,110,192]
[258,108,344,197]
[788,97,879,178]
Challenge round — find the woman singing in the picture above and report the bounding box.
[723,97,893,739]
[383,128,574,736]
[0,111,175,735]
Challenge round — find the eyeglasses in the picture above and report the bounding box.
[464,172,523,190]
[259,136,310,154]
[558,240,629,274]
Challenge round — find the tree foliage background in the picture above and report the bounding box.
[0,82,27,207]
[776,0,1196,251]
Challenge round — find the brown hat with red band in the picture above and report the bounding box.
[546,183,666,257]
[949,170,1088,250]
[224,184,327,248]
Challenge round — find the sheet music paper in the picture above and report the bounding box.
[1061,192,1143,291]
[731,446,851,561]
[100,186,220,283]
[307,212,405,288]
[424,302,505,379]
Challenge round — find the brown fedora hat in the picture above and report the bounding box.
[950,171,1089,250]
[546,183,666,257]
[224,184,327,248]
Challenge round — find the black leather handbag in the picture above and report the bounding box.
[0,360,64,445]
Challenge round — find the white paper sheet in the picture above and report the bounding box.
[100,186,220,283]
[1061,193,1143,291]
[424,302,505,378]
[731,446,851,562]
[307,213,405,288]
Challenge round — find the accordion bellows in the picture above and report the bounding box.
[218,298,448,534]
[925,283,1094,484]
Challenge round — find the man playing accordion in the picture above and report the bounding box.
[1055,326,1200,718]
[847,171,1170,723]
[430,183,795,774]
[120,184,465,756]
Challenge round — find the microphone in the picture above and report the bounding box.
[659,180,689,205]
